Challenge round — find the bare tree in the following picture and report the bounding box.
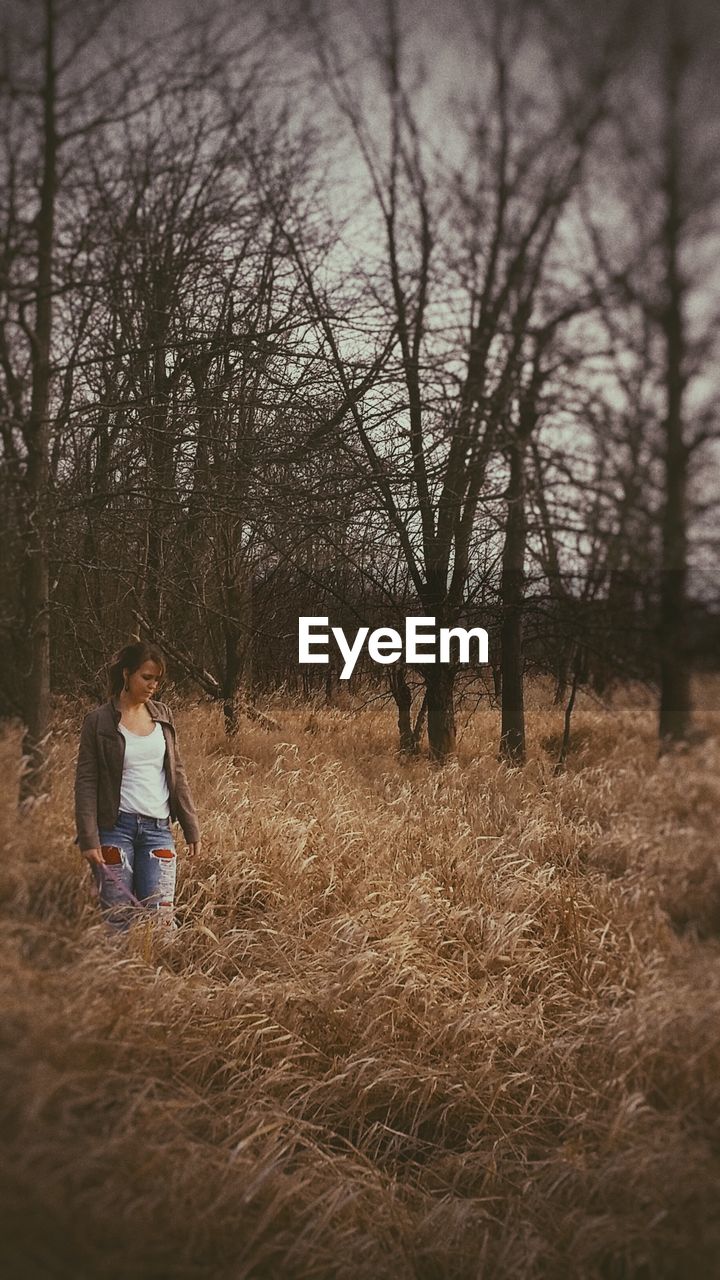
[0,0,218,796]
[583,0,720,745]
[271,0,615,758]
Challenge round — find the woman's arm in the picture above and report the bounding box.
[164,705,201,853]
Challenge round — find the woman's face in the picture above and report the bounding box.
[123,660,163,702]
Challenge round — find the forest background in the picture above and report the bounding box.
[1,0,719,782]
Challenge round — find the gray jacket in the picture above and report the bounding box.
[74,697,200,851]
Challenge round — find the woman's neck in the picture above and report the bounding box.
[118,690,148,713]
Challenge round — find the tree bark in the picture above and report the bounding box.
[424,665,456,761]
[499,440,527,764]
[554,658,581,775]
[222,620,242,736]
[389,664,414,754]
[554,636,575,706]
[658,28,691,746]
[20,0,57,802]
[144,330,173,627]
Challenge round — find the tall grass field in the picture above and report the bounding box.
[1,682,719,1279]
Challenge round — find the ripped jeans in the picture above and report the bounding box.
[93,811,177,931]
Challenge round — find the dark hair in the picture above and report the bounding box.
[107,641,166,696]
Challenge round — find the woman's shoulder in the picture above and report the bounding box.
[150,699,174,723]
[79,699,114,734]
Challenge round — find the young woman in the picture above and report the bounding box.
[74,641,201,929]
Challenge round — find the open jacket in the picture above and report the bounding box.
[74,697,200,852]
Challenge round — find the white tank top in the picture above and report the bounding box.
[119,721,170,818]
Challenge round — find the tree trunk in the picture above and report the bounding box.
[554,636,574,706]
[388,665,414,753]
[658,34,691,747]
[412,691,427,752]
[144,346,172,627]
[242,572,255,702]
[424,665,456,761]
[530,440,575,708]
[554,658,581,775]
[221,602,242,736]
[20,0,57,803]
[389,663,426,755]
[223,691,241,736]
[492,660,502,702]
[499,441,527,764]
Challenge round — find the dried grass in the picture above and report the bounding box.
[0,684,719,1279]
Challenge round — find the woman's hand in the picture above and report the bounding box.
[82,847,104,866]
[186,840,202,858]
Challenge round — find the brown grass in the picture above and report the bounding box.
[1,682,719,1279]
